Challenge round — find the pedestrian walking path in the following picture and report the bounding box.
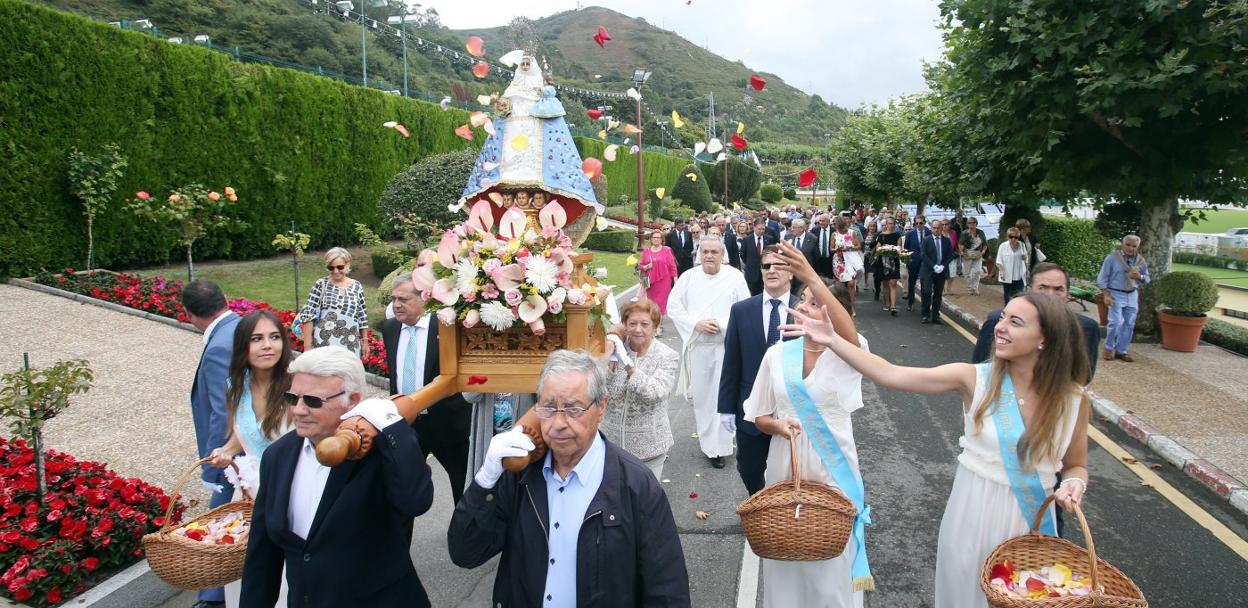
[940,282,1248,503]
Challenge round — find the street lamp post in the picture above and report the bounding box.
[654,119,669,149]
[386,13,411,97]
[631,68,652,250]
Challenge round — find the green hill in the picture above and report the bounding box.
[30,1,846,147]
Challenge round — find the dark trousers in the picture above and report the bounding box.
[906,261,922,304]
[413,416,470,506]
[735,429,772,495]
[921,271,947,321]
[1003,279,1026,305]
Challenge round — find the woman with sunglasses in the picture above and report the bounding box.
[295,247,370,358]
[208,309,295,607]
[996,227,1029,304]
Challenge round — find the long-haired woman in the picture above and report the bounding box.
[782,293,1090,608]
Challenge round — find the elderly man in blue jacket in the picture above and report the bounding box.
[448,349,690,608]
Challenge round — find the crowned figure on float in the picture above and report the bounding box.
[459,50,601,241]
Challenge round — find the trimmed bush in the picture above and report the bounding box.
[1156,271,1220,316]
[582,228,637,252]
[1173,251,1248,272]
[759,183,783,204]
[783,188,797,200]
[660,203,696,222]
[378,149,478,234]
[574,138,687,204]
[1036,216,1116,281]
[0,0,478,278]
[670,164,712,213]
[1203,317,1248,357]
[704,157,763,205]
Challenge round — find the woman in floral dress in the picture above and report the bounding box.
[296,247,370,357]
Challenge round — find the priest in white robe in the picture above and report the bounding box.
[667,236,752,467]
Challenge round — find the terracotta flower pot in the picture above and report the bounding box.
[1158,309,1208,353]
[1095,291,1110,327]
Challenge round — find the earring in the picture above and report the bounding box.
[1038,344,1044,350]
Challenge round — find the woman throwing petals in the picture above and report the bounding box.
[781,293,1090,608]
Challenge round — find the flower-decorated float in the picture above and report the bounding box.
[317,51,610,468]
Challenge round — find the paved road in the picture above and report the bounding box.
[164,293,1248,607]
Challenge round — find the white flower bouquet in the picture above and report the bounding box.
[874,244,911,261]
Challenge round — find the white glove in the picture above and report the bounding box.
[933,264,945,274]
[606,334,633,368]
[474,425,536,489]
[721,414,737,435]
[341,398,403,431]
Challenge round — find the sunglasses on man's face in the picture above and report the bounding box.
[282,390,346,409]
[327,264,347,271]
[761,262,787,270]
[1008,236,1018,240]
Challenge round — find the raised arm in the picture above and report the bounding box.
[776,240,857,344]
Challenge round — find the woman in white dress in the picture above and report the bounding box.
[783,292,1090,608]
[832,216,863,316]
[208,309,295,607]
[744,278,869,608]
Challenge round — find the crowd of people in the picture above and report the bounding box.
[177,201,1156,608]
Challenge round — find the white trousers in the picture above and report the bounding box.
[687,342,733,458]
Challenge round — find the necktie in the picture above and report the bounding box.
[820,230,828,256]
[757,238,763,256]
[795,236,802,250]
[935,236,941,261]
[680,231,685,247]
[402,325,419,394]
[767,299,782,346]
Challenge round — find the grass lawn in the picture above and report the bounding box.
[1182,208,1248,234]
[1170,263,1248,288]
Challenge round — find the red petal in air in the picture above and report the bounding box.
[454,124,474,141]
[472,61,490,78]
[465,36,485,57]
[587,108,603,120]
[750,74,766,91]
[798,168,817,187]
[731,133,748,150]
[593,26,611,48]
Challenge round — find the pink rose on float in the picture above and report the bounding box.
[463,291,477,303]
[482,258,502,274]
[504,289,523,306]
[462,309,480,329]
[421,289,433,300]
[547,299,562,314]
[567,288,586,305]
[436,308,457,325]
[528,318,546,336]
[480,283,500,300]
[548,287,567,305]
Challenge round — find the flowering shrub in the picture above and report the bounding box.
[0,438,184,606]
[32,270,388,376]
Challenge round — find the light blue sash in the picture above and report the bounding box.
[781,340,873,591]
[232,372,274,457]
[984,363,1057,536]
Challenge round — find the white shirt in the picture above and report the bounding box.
[395,314,431,394]
[202,310,234,346]
[288,439,331,540]
[760,290,791,340]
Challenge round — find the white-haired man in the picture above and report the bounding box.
[242,346,435,607]
[1096,235,1150,362]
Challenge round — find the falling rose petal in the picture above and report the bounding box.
[492,263,526,290]
[716,152,726,161]
[592,25,611,48]
[539,199,568,230]
[477,94,494,106]
[750,150,761,167]
[671,110,685,128]
[483,161,500,171]
[467,200,496,233]
[798,168,818,187]
[488,191,506,206]
[498,208,527,239]
[470,111,490,128]
[582,157,603,180]
[383,121,398,128]
[518,294,549,323]
[510,133,530,151]
[472,61,490,78]
[412,263,437,291]
[465,35,485,57]
[596,216,608,230]
[622,123,642,135]
[440,97,451,111]
[694,510,709,520]
[594,74,602,79]
[655,187,666,199]
[707,138,723,154]
[750,74,766,91]
[623,138,631,144]
[597,129,608,139]
[625,254,638,267]
[498,49,525,67]
[693,141,706,156]
[685,172,698,182]
[737,121,746,134]
[626,88,641,101]
[454,124,474,140]
[688,491,698,500]
[393,124,410,138]
[587,108,603,120]
[603,144,619,161]
[629,145,640,154]
[467,374,488,385]
[483,121,496,136]
[731,133,748,150]
[607,118,621,131]
[437,231,461,267]
[432,278,460,305]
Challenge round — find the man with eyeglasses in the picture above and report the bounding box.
[449,350,690,607]
[242,346,435,607]
[902,215,931,311]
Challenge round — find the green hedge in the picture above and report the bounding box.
[1203,318,1248,357]
[582,228,637,253]
[574,138,688,206]
[1037,216,1116,281]
[1173,251,1248,272]
[0,0,481,278]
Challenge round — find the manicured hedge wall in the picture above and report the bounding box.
[582,228,636,253]
[1037,216,1117,281]
[0,0,477,277]
[574,138,688,205]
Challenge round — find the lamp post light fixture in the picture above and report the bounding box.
[387,13,414,97]
[654,119,669,149]
[193,34,211,47]
[630,68,652,250]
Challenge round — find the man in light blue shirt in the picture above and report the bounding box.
[1096,234,1151,362]
[541,432,605,606]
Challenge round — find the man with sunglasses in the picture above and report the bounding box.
[902,215,931,311]
[449,350,690,607]
[242,346,435,607]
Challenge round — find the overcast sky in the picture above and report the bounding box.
[428,0,947,109]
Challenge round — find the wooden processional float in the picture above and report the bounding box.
[315,191,606,472]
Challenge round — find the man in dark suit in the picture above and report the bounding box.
[716,215,741,269]
[382,269,472,505]
[181,280,240,608]
[242,347,434,608]
[809,213,837,280]
[920,219,956,324]
[903,215,930,311]
[666,217,695,276]
[739,218,777,296]
[783,218,816,292]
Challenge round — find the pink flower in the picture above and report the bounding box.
[566,288,586,305]
[135,191,150,200]
[207,191,221,202]
[462,309,480,329]
[436,308,457,326]
[168,193,181,203]
[482,258,502,274]
[547,299,562,314]
[504,289,523,306]
[528,318,546,335]
[463,291,477,303]
[480,284,500,300]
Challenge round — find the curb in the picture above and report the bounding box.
[940,297,1248,518]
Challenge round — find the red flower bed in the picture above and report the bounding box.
[0,438,184,607]
[607,215,665,230]
[34,270,388,376]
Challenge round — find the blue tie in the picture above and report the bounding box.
[402,325,419,394]
[767,299,782,345]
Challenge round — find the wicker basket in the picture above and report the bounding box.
[981,495,1147,607]
[142,457,253,590]
[737,437,857,561]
